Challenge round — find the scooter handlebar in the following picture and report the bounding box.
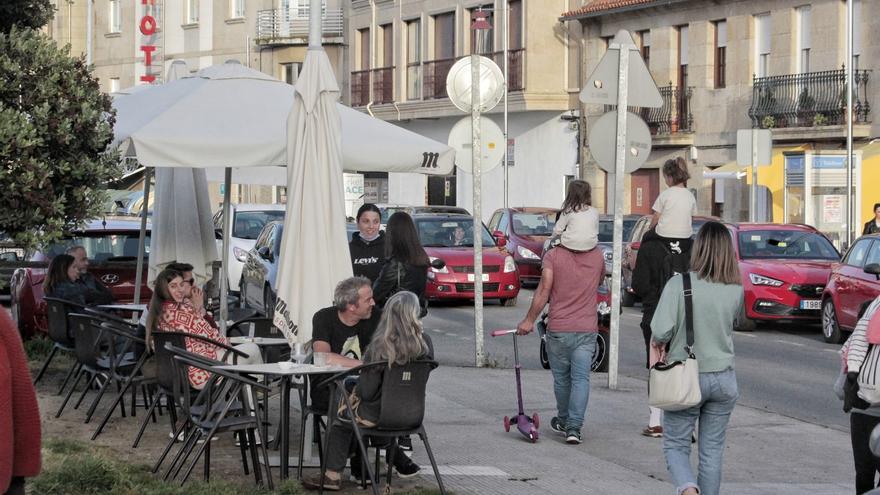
[491,329,517,337]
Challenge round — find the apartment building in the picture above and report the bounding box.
[563,0,877,246]
[47,0,347,206]
[344,0,583,215]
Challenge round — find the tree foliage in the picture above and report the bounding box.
[0,27,120,250]
[0,0,55,33]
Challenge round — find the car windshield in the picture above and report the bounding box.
[233,210,284,240]
[598,219,638,243]
[512,213,556,236]
[416,219,495,248]
[43,232,152,262]
[738,230,840,260]
[380,207,409,224]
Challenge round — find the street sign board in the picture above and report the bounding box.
[587,111,652,173]
[448,116,505,174]
[446,56,505,113]
[580,31,662,109]
[736,129,772,166]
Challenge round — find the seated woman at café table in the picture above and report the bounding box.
[44,254,88,306]
[303,291,433,491]
[145,268,262,390]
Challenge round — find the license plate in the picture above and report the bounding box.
[467,273,490,282]
[800,300,821,310]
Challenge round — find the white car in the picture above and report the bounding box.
[213,204,285,292]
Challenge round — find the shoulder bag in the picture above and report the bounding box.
[648,273,702,411]
[857,344,880,404]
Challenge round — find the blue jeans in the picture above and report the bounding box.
[545,331,597,432]
[662,369,738,495]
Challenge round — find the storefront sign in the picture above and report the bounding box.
[823,195,844,223]
[814,156,847,169]
[139,0,162,83]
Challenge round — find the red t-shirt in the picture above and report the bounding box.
[542,247,604,332]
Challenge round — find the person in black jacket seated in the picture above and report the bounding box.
[372,212,429,312]
[66,245,114,305]
[349,203,386,283]
[304,291,433,491]
[44,254,88,305]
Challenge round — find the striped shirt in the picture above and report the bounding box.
[845,297,880,373]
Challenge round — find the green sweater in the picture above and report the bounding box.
[650,272,743,373]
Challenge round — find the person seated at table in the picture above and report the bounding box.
[66,245,114,305]
[44,254,88,306]
[138,262,201,357]
[145,268,262,390]
[304,291,433,491]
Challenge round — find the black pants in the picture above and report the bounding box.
[4,478,25,495]
[640,301,658,369]
[852,412,880,494]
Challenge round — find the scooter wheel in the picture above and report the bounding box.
[529,433,537,443]
[503,416,510,432]
[532,413,540,429]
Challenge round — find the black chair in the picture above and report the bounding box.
[34,297,85,393]
[156,343,273,488]
[133,331,247,449]
[55,313,119,419]
[316,360,445,495]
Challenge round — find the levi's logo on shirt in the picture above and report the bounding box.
[353,256,378,265]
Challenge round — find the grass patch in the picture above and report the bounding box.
[24,335,54,361]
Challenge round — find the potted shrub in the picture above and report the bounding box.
[762,115,776,129]
[813,113,829,126]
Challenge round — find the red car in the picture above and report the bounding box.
[487,207,558,286]
[415,214,520,306]
[821,233,880,343]
[728,223,840,331]
[10,219,152,338]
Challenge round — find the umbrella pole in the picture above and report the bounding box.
[219,168,232,334]
[133,167,151,305]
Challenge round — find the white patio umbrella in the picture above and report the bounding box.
[147,60,219,287]
[271,48,351,345]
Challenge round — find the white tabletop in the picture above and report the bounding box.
[96,303,149,312]
[229,336,289,346]
[216,362,349,376]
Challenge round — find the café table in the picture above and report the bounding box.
[216,361,347,480]
[95,303,149,313]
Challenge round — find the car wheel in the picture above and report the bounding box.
[501,297,517,307]
[734,302,755,332]
[822,298,844,344]
[621,289,635,308]
[263,286,276,318]
[591,332,608,372]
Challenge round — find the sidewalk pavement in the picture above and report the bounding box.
[408,366,853,495]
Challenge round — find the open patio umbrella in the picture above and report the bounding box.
[147,60,219,287]
[271,48,351,345]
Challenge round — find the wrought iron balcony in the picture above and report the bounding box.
[485,48,525,92]
[350,69,370,107]
[423,57,457,100]
[255,8,344,43]
[603,85,694,135]
[748,67,871,129]
[372,67,394,104]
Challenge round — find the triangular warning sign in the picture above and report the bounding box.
[579,30,662,109]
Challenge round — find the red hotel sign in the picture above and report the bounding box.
[139,0,161,83]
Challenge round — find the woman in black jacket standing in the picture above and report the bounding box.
[372,212,429,309]
[349,203,386,282]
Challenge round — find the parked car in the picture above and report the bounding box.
[239,220,284,317]
[729,223,840,332]
[622,215,716,307]
[821,233,880,343]
[9,219,152,338]
[375,204,471,228]
[212,204,285,293]
[415,214,520,306]
[488,207,559,286]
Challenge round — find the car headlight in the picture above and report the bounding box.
[233,246,249,262]
[516,245,540,260]
[602,247,613,263]
[429,257,448,274]
[504,256,517,273]
[749,273,784,287]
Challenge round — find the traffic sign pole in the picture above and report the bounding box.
[750,128,758,223]
[471,53,486,368]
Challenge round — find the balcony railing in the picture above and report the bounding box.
[350,69,370,107]
[485,48,525,92]
[748,67,871,128]
[372,67,394,104]
[604,85,694,135]
[255,8,343,42]
[423,57,457,100]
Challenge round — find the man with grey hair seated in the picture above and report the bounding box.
[65,245,114,304]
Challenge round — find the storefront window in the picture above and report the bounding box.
[810,155,850,250]
[784,155,805,224]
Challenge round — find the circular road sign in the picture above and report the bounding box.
[587,111,652,174]
[446,56,505,113]
[447,116,505,174]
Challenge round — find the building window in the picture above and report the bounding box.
[796,5,811,73]
[469,7,493,54]
[281,62,301,85]
[380,23,393,68]
[358,28,370,70]
[109,78,120,94]
[508,0,522,49]
[755,13,771,78]
[406,19,421,100]
[677,25,688,89]
[853,0,862,70]
[433,12,455,59]
[230,0,245,19]
[109,0,121,33]
[637,30,650,68]
[186,0,199,24]
[714,20,727,88]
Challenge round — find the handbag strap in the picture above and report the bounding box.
[682,272,695,351]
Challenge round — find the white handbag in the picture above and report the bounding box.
[649,273,702,411]
[857,344,880,404]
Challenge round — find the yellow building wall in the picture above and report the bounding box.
[860,148,880,226]
[750,145,811,223]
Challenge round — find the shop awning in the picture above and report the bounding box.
[703,161,747,180]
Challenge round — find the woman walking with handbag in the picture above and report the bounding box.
[650,221,743,495]
[372,212,429,312]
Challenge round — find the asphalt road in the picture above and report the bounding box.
[423,288,849,431]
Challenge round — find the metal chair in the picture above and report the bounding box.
[55,313,119,419]
[316,360,445,495]
[34,297,84,393]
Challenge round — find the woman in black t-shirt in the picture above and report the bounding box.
[372,212,429,312]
